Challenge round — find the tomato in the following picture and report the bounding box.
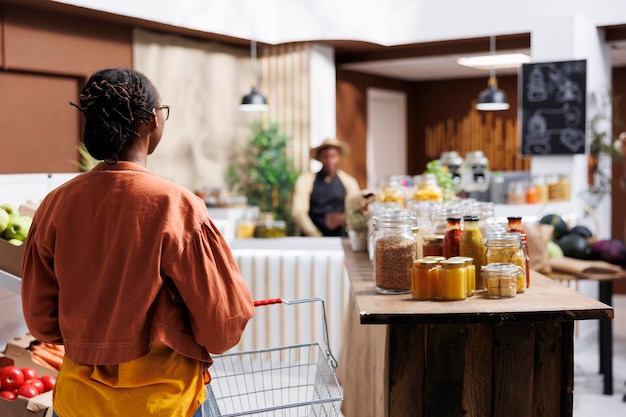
[17,383,39,398]
[0,366,24,391]
[21,367,38,381]
[24,378,44,394]
[0,390,16,400]
[40,375,56,392]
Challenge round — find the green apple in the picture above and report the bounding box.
[0,203,19,216]
[0,208,9,235]
[7,239,23,246]
[3,215,32,241]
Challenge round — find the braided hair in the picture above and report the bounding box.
[71,68,159,161]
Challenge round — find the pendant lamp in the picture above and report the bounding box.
[475,34,510,111]
[239,40,269,112]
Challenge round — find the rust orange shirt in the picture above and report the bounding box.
[22,161,254,365]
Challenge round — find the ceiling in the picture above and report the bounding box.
[335,39,626,82]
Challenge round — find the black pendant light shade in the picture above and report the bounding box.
[239,86,268,112]
[475,33,510,112]
[476,76,510,111]
[239,40,269,112]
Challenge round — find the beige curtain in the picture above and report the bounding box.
[133,29,313,193]
[133,28,257,193]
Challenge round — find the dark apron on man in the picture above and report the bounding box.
[308,171,347,237]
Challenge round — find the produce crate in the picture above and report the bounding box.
[0,239,25,278]
[0,335,58,417]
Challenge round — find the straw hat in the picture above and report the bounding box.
[310,138,351,161]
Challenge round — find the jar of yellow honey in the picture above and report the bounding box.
[411,258,440,300]
[438,258,467,301]
[451,256,475,297]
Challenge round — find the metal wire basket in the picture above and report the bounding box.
[206,298,343,417]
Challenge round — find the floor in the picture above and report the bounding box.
[572,293,626,416]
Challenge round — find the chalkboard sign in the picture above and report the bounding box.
[520,59,586,155]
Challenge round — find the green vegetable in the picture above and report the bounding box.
[423,160,455,201]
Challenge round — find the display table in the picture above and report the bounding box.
[338,239,614,417]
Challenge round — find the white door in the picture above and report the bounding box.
[366,88,407,189]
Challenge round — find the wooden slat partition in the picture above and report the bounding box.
[425,106,530,172]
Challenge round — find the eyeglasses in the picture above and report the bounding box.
[155,105,170,121]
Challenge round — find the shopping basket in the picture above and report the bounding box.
[206,297,343,417]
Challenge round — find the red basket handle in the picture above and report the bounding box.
[253,298,282,307]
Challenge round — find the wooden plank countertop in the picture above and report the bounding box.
[342,239,614,325]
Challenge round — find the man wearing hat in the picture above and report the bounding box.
[291,138,360,236]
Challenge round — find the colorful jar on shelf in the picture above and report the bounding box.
[411,258,440,300]
[482,262,521,298]
[438,258,467,301]
[373,214,417,294]
[483,232,527,293]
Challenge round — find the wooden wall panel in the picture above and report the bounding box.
[3,3,131,78]
[336,70,415,189]
[412,75,522,173]
[0,72,80,174]
[260,43,311,174]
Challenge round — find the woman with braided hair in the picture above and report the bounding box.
[21,68,254,417]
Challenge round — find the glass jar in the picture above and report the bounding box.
[482,263,520,298]
[412,174,443,202]
[461,150,490,193]
[422,234,444,257]
[411,258,440,300]
[376,176,408,207]
[507,181,527,205]
[442,217,463,258]
[558,174,571,201]
[506,216,531,288]
[546,174,561,201]
[439,151,464,193]
[438,258,467,301]
[459,215,486,291]
[373,215,417,294]
[451,256,475,297]
[532,175,549,204]
[483,232,527,293]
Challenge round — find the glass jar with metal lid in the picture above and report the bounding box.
[438,258,467,301]
[483,232,527,293]
[411,258,440,300]
[373,212,417,294]
[482,263,521,298]
[412,174,443,202]
[461,150,490,192]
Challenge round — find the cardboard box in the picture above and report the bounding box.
[0,334,57,417]
[0,238,25,277]
[4,335,59,379]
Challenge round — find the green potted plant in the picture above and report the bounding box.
[226,121,299,233]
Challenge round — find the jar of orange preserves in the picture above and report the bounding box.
[438,258,467,301]
[411,258,440,300]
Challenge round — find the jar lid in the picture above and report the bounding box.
[422,256,446,262]
[450,256,473,265]
[414,258,439,266]
[441,258,465,266]
[423,234,444,243]
[463,215,479,222]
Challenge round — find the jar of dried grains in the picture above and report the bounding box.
[373,214,417,294]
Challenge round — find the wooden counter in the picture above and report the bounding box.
[338,239,614,417]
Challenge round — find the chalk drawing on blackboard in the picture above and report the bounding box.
[523,103,584,154]
[521,59,586,155]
